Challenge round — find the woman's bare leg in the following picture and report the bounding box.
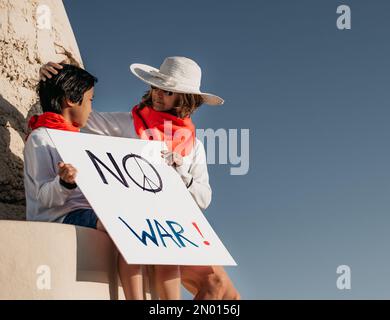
[154,265,181,300]
[117,256,143,300]
[96,219,143,300]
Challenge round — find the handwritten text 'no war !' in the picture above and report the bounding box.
[85,150,210,248]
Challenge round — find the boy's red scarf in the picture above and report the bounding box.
[27,112,80,139]
[132,105,195,157]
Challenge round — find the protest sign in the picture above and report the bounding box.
[47,129,236,266]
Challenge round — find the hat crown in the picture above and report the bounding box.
[159,57,201,89]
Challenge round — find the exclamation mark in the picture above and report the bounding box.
[192,222,210,246]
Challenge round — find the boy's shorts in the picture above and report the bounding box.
[62,208,98,229]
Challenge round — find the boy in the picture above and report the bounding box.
[25,64,95,223]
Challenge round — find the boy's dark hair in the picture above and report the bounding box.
[37,63,98,114]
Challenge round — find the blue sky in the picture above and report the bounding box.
[64,0,390,299]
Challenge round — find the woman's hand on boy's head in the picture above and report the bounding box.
[161,150,183,167]
[57,161,77,184]
[39,62,63,81]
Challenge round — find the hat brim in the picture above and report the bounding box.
[130,63,224,106]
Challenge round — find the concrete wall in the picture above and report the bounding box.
[0,0,83,219]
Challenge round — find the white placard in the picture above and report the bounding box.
[47,129,236,266]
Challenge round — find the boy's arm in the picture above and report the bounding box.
[174,141,212,211]
[24,133,75,208]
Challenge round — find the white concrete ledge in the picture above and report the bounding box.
[0,220,130,299]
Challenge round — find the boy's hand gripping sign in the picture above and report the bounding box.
[47,129,236,266]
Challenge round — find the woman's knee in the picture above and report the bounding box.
[205,272,241,300]
[204,273,226,294]
[227,289,241,300]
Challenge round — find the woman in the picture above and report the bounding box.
[40,57,240,300]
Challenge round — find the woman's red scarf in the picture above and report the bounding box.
[132,105,195,157]
[27,112,80,140]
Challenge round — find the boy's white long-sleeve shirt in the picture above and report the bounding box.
[24,128,91,222]
[24,112,212,222]
[83,111,212,211]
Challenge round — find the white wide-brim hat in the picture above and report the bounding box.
[130,56,224,106]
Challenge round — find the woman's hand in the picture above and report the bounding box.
[39,62,63,81]
[161,150,183,167]
[58,162,77,184]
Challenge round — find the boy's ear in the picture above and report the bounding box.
[62,98,79,108]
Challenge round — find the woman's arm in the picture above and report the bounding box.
[82,111,136,138]
[39,62,136,139]
[172,140,212,211]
